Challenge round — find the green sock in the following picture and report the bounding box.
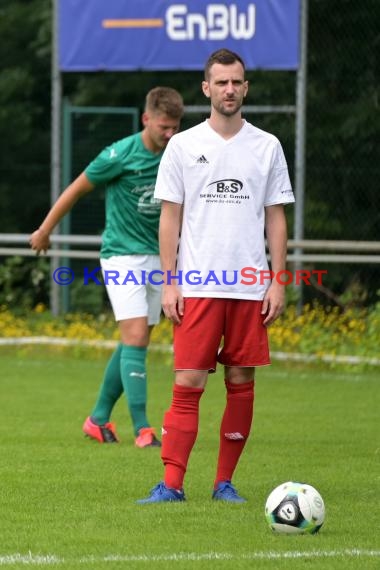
[120,344,149,436]
[90,344,123,425]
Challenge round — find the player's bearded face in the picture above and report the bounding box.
[211,91,245,116]
[203,62,248,117]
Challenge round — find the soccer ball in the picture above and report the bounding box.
[265,481,325,534]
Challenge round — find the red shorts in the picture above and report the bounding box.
[174,298,270,371]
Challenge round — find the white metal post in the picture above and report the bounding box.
[50,0,62,315]
[294,0,309,308]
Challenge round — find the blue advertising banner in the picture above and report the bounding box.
[59,1,300,71]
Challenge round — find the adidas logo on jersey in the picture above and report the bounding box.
[196,154,209,163]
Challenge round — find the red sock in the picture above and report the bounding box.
[214,380,254,488]
[162,384,204,490]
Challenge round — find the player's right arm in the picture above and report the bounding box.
[29,172,95,254]
[159,200,183,324]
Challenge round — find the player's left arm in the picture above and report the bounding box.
[262,204,288,326]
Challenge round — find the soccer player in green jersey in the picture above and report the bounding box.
[30,87,184,447]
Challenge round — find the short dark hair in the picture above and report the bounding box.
[204,49,246,81]
[145,87,184,119]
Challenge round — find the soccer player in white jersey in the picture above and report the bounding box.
[29,87,184,447]
[138,49,295,503]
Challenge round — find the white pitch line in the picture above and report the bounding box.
[1,549,379,565]
[1,336,379,366]
[0,553,61,566]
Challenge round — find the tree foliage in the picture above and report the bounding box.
[0,1,52,230]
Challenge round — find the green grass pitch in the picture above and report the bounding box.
[0,347,379,569]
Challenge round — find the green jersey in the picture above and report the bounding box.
[85,132,163,258]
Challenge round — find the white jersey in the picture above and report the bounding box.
[154,120,295,300]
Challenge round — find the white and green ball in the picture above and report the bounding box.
[265,481,325,534]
